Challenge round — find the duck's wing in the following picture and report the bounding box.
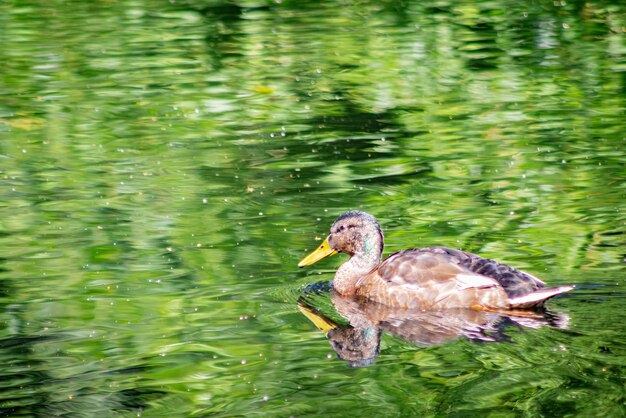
[356,248,509,309]
[376,248,495,288]
[422,246,546,298]
[357,247,573,309]
[379,247,573,309]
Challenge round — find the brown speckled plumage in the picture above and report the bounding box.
[299,211,573,310]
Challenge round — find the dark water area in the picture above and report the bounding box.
[1,1,625,416]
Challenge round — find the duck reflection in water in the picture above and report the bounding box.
[297,211,573,367]
[298,290,569,368]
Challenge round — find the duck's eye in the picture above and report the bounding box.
[338,225,346,232]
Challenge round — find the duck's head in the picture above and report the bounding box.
[298,211,384,268]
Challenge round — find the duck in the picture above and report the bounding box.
[298,211,574,311]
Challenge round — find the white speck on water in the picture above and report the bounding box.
[258,212,263,216]
[262,395,269,401]
[241,359,247,365]
[202,198,208,203]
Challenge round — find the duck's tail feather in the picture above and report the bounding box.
[507,285,575,309]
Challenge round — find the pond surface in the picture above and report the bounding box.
[1,0,625,416]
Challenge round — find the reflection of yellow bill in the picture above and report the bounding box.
[298,238,337,267]
[297,303,336,335]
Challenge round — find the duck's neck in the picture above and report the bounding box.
[333,249,382,296]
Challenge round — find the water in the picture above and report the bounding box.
[1,1,625,416]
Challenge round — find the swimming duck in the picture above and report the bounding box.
[298,211,574,311]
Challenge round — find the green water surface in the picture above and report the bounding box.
[1,1,625,416]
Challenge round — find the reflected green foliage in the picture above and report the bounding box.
[0,0,625,416]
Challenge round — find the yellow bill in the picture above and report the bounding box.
[298,237,337,267]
